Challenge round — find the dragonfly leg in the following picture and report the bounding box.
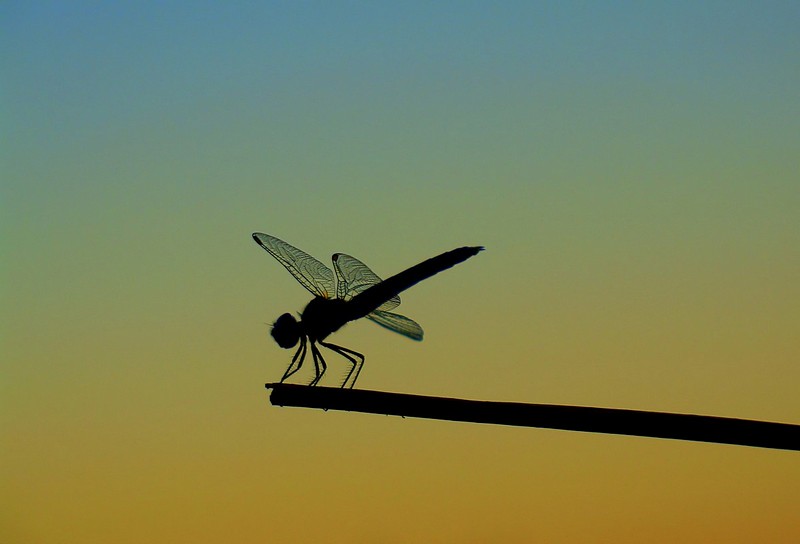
[319,341,365,389]
[308,341,327,386]
[281,335,307,382]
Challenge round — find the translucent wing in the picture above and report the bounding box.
[332,253,400,311]
[367,310,424,341]
[252,233,335,299]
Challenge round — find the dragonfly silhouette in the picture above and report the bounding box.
[252,233,483,388]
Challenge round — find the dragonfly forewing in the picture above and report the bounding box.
[252,233,335,299]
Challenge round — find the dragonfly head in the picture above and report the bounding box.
[271,313,301,349]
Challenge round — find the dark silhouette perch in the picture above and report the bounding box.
[266,384,800,451]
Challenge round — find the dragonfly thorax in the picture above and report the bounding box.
[300,296,351,342]
[271,313,301,349]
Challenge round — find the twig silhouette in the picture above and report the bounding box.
[266,384,800,451]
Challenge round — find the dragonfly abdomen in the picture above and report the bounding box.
[347,246,483,319]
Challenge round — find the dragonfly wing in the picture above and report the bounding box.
[367,310,423,341]
[252,233,335,299]
[332,253,400,310]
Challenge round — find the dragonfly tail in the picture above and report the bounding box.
[347,246,483,319]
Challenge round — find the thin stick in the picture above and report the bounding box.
[265,384,800,451]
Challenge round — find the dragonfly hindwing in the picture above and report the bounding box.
[332,253,400,311]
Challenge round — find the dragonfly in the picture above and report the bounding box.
[252,233,483,388]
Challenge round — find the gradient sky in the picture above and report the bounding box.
[3,2,799,542]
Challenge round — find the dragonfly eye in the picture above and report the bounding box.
[271,313,300,349]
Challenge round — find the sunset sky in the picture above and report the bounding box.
[3,2,799,542]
